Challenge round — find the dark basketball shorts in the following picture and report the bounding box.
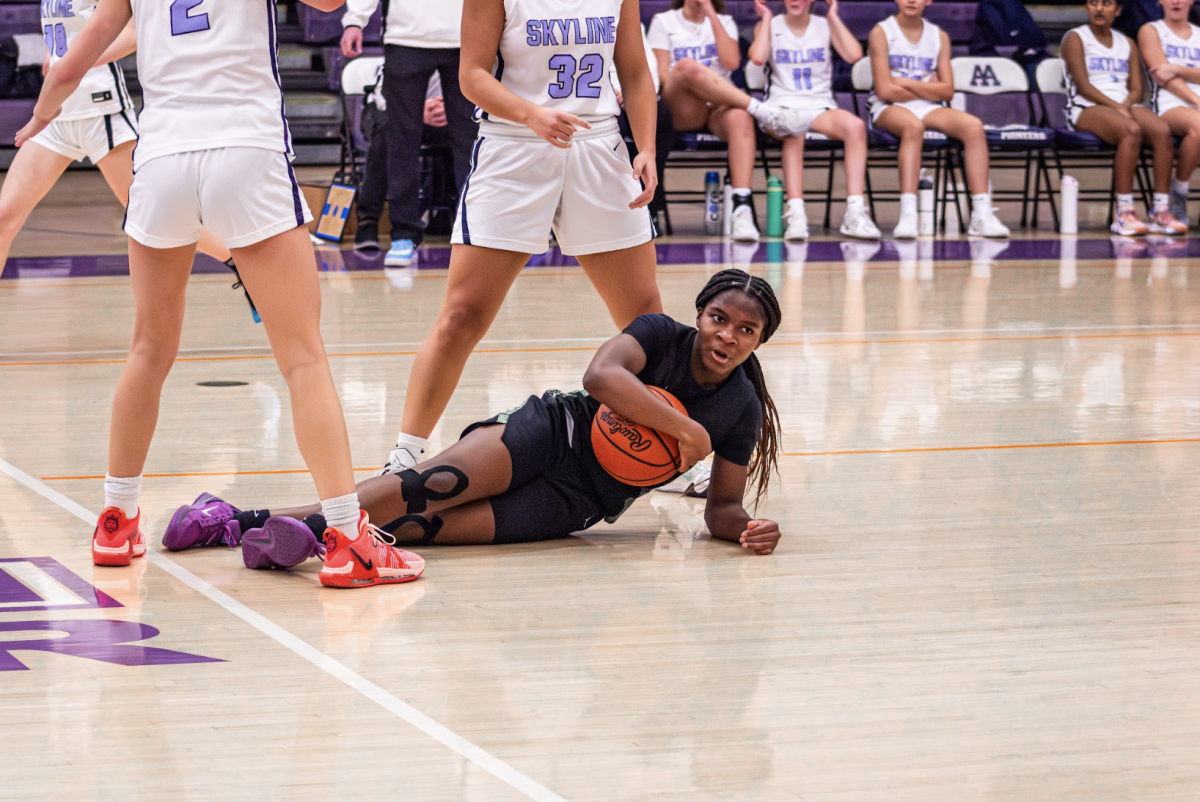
[462,392,609,545]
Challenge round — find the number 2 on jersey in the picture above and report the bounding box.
[170,0,210,36]
[548,54,605,99]
[792,68,812,91]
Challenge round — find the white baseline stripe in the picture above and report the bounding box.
[0,455,567,802]
[2,323,1199,361]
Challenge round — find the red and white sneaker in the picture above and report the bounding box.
[92,506,147,566]
[1110,206,1148,237]
[319,511,424,588]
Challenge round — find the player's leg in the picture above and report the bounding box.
[400,245,531,441]
[662,58,754,112]
[1074,106,1148,235]
[924,107,1009,238]
[381,45,439,265]
[809,109,880,240]
[1162,106,1200,224]
[1132,106,1187,233]
[576,242,663,328]
[874,105,923,238]
[0,141,72,269]
[709,105,759,241]
[775,134,810,240]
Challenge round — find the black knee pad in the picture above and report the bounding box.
[398,465,469,514]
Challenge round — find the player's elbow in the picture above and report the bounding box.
[581,365,609,398]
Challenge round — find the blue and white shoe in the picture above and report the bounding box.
[385,238,416,267]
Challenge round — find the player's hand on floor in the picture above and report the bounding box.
[740,519,780,555]
[629,152,657,209]
[527,107,590,148]
[15,109,59,147]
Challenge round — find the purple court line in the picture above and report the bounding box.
[2,237,1195,280]
[0,556,123,613]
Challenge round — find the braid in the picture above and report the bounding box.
[695,269,782,507]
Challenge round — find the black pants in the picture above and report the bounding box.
[357,108,452,224]
[373,45,477,245]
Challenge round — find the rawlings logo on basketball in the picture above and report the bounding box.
[597,408,653,452]
[102,514,120,535]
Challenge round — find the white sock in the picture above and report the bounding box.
[971,193,991,214]
[321,492,361,540]
[733,187,752,198]
[745,98,764,119]
[393,432,429,464]
[846,195,864,209]
[1154,192,1170,211]
[104,475,141,518]
[1172,177,1190,196]
[786,197,805,210]
[1116,193,1134,211]
[899,193,918,215]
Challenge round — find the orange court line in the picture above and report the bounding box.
[3,328,1200,368]
[38,436,1200,481]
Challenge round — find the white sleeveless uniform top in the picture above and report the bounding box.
[647,8,740,82]
[479,0,622,127]
[1149,19,1200,114]
[869,16,945,118]
[41,0,132,121]
[1063,25,1131,125]
[763,14,835,111]
[129,0,292,169]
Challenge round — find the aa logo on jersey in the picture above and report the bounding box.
[970,65,1001,87]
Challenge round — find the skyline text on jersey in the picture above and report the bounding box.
[41,0,74,18]
[775,47,826,66]
[1163,43,1200,64]
[1087,57,1129,74]
[889,55,935,73]
[526,17,617,47]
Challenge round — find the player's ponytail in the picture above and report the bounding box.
[695,269,781,509]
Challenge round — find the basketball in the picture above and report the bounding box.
[591,386,688,486]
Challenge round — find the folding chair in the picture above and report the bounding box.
[338,56,385,184]
[949,56,1055,229]
[848,56,963,232]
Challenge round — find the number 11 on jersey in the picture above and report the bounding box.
[171,0,210,36]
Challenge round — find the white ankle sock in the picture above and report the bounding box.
[321,493,361,539]
[1116,193,1134,210]
[1154,192,1170,211]
[786,197,805,210]
[104,475,141,518]
[1172,177,1189,196]
[393,432,429,463]
[971,193,991,213]
[746,98,763,118]
[846,195,864,209]
[733,187,752,198]
[900,193,918,215]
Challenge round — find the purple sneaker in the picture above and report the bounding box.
[162,493,243,551]
[241,517,325,570]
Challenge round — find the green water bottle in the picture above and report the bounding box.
[766,176,784,237]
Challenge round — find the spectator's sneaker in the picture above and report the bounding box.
[784,202,809,241]
[1148,207,1188,236]
[162,493,243,551]
[892,207,919,240]
[354,220,381,251]
[92,507,147,567]
[730,204,760,242]
[242,517,325,570]
[384,238,416,267]
[839,205,882,240]
[967,206,1010,238]
[319,512,425,589]
[1110,206,1149,237]
[1169,188,1190,227]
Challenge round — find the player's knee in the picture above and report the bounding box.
[727,109,755,136]
[843,115,866,141]
[1121,120,1142,142]
[899,120,924,141]
[673,58,704,83]
[964,117,986,142]
[127,331,180,375]
[434,303,490,351]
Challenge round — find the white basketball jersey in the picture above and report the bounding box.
[1063,25,1131,116]
[1149,20,1200,113]
[763,14,835,111]
[129,0,292,169]
[479,0,623,126]
[42,0,132,121]
[869,16,942,110]
[647,8,740,81]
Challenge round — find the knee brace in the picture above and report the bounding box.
[398,465,469,514]
[382,513,444,544]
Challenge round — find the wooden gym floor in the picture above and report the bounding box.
[1,170,1199,800]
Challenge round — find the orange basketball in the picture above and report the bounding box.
[591,386,688,486]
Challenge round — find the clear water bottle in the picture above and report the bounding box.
[704,171,721,235]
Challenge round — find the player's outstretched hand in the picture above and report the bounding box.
[527,107,591,148]
[740,519,780,555]
[15,108,59,147]
[629,151,657,209]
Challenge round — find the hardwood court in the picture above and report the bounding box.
[1,171,1199,799]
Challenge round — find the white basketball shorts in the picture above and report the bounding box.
[869,98,946,123]
[451,119,656,256]
[31,111,138,165]
[124,147,312,250]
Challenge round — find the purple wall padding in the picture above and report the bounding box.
[0,4,41,34]
[297,3,382,45]
[0,99,35,145]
